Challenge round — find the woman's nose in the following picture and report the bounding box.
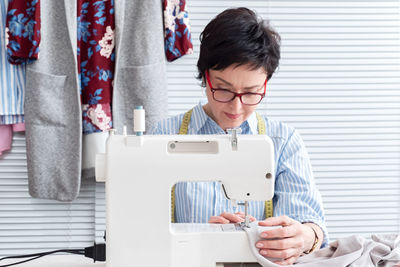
[230,95,243,109]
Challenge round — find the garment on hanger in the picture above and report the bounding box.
[78,0,114,134]
[6,0,40,65]
[25,0,168,201]
[163,0,193,62]
[0,0,26,125]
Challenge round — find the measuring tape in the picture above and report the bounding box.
[171,109,273,222]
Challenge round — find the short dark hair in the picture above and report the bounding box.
[197,7,281,85]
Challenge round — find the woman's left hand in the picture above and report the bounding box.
[255,215,316,265]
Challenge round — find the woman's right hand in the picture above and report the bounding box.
[208,211,256,224]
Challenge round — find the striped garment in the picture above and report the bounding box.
[0,0,25,125]
[149,101,329,247]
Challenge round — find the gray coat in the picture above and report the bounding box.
[25,0,168,201]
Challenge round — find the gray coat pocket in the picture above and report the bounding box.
[25,69,68,126]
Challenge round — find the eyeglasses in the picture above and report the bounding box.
[205,70,267,106]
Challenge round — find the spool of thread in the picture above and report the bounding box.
[133,106,145,135]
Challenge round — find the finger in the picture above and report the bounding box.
[220,212,244,223]
[258,215,294,227]
[256,237,302,250]
[208,216,230,224]
[234,212,256,222]
[259,247,301,260]
[274,255,298,266]
[260,224,298,239]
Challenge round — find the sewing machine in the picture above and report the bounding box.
[96,128,276,267]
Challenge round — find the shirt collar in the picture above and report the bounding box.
[190,102,210,134]
[191,102,259,135]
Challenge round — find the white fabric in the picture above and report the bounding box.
[243,222,281,267]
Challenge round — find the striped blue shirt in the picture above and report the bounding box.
[0,0,25,125]
[149,102,328,247]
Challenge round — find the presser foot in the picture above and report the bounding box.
[237,217,251,230]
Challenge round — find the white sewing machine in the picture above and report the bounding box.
[96,127,276,267]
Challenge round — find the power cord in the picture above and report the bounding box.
[0,243,105,267]
[84,243,106,262]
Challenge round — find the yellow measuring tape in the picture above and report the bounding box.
[256,112,274,220]
[171,109,273,222]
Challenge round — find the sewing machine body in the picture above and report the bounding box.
[96,133,275,267]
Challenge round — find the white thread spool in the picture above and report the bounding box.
[133,106,145,135]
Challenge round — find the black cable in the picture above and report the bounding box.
[0,255,46,267]
[0,249,85,267]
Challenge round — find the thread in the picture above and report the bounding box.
[133,106,145,135]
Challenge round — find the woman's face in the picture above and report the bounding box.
[203,64,267,131]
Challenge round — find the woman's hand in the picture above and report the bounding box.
[208,211,256,224]
[255,215,318,265]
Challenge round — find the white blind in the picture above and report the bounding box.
[0,134,96,256]
[1,0,399,256]
[264,0,400,239]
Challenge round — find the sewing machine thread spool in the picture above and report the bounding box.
[133,106,145,136]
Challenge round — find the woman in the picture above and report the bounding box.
[150,7,328,265]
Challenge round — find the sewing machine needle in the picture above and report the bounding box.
[244,201,250,228]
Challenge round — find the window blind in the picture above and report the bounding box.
[263,0,400,239]
[0,0,399,256]
[0,134,96,256]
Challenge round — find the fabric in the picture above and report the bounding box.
[12,122,24,131]
[25,0,82,201]
[242,224,400,267]
[112,0,168,133]
[0,124,12,155]
[163,0,193,61]
[25,0,167,201]
[0,123,25,156]
[293,234,400,267]
[243,222,281,267]
[78,0,114,134]
[6,0,40,64]
[0,115,23,124]
[0,0,25,125]
[149,102,329,247]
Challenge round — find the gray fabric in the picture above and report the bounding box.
[113,0,168,134]
[25,0,168,200]
[295,234,400,267]
[25,0,81,201]
[243,222,400,267]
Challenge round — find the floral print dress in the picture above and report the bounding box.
[6,0,40,64]
[78,0,115,134]
[163,0,193,62]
